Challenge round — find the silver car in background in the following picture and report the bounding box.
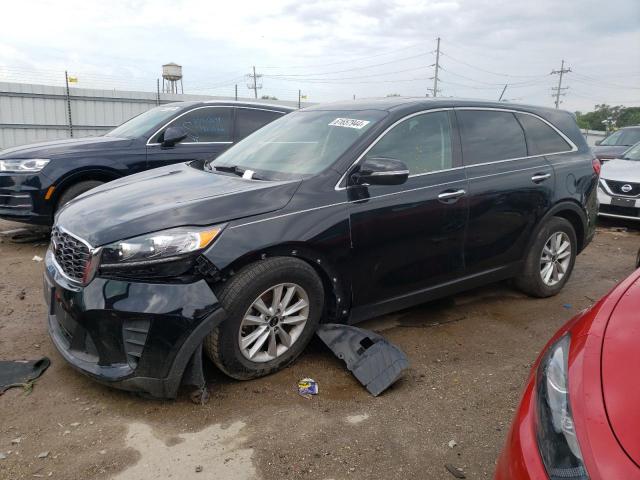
[598,141,640,221]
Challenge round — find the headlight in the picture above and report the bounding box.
[100,225,224,268]
[0,158,50,172]
[535,334,589,479]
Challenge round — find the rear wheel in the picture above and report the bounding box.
[56,180,103,213]
[515,217,577,297]
[204,257,324,380]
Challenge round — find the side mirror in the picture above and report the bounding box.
[595,140,602,146]
[351,157,409,186]
[162,126,188,147]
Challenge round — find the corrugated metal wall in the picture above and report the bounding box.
[0,82,303,150]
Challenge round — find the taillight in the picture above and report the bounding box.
[592,157,601,176]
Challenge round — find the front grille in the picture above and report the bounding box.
[51,227,91,282]
[600,204,640,218]
[604,179,640,197]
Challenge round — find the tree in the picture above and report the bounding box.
[574,104,639,131]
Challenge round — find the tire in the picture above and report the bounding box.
[515,217,577,298]
[56,180,104,212]
[204,257,324,380]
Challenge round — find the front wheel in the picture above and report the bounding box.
[204,257,324,380]
[515,217,577,297]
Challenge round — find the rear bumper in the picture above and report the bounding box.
[0,172,54,225]
[44,249,225,398]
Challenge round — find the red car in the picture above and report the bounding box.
[496,267,640,479]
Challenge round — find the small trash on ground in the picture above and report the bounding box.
[445,463,466,479]
[11,438,21,445]
[563,304,572,309]
[37,451,49,459]
[195,465,203,473]
[0,357,51,395]
[32,255,43,262]
[316,324,409,396]
[448,439,457,448]
[297,378,319,399]
[0,452,7,460]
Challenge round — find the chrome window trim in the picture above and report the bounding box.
[234,160,580,230]
[335,108,453,191]
[334,107,578,190]
[0,204,31,208]
[145,105,285,147]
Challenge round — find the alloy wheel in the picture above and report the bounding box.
[540,232,572,287]
[238,283,310,362]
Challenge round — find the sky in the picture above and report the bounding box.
[1,0,639,112]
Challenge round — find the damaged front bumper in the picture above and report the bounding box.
[44,250,226,398]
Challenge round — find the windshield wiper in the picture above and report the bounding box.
[213,165,245,176]
[212,164,265,180]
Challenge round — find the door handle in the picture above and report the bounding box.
[438,189,466,202]
[531,173,551,183]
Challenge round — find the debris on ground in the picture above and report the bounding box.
[37,451,50,459]
[316,324,409,396]
[11,438,21,445]
[445,463,466,479]
[0,452,7,460]
[0,357,51,395]
[297,378,319,399]
[448,439,457,448]
[7,229,49,244]
[195,465,203,473]
[32,255,43,262]
[562,304,572,309]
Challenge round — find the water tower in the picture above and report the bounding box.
[162,63,183,94]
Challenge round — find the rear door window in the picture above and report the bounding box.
[516,113,571,155]
[159,107,232,143]
[235,108,284,141]
[365,111,453,175]
[457,110,527,165]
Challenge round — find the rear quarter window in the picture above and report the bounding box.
[516,113,572,155]
[457,110,527,165]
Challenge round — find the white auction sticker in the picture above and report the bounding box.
[328,118,370,129]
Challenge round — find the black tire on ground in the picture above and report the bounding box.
[515,216,577,298]
[204,257,324,380]
[56,180,104,213]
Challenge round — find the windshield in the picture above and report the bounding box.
[622,142,640,161]
[209,109,387,180]
[105,105,183,139]
[601,128,640,147]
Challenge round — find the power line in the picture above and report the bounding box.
[260,40,428,69]
[262,51,430,78]
[440,51,550,79]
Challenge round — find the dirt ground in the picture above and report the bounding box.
[0,218,638,480]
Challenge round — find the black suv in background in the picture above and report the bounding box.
[0,101,292,225]
[45,98,598,398]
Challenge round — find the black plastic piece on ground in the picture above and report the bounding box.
[316,324,409,396]
[0,357,51,394]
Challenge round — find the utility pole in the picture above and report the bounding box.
[498,84,508,101]
[235,84,238,101]
[156,78,160,105]
[246,66,262,99]
[551,60,571,109]
[427,37,441,97]
[298,89,301,109]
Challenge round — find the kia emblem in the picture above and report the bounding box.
[621,184,633,193]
